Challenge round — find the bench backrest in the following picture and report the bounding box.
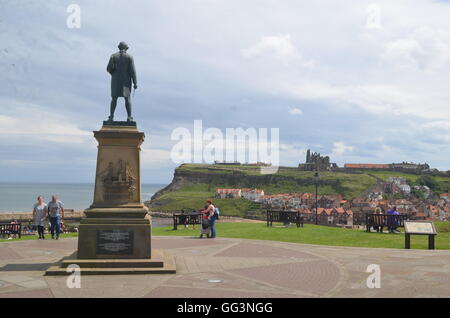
[366,214,407,227]
[0,223,22,233]
[173,213,201,224]
[267,210,302,222]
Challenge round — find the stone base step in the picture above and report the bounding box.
[45,249,176,276]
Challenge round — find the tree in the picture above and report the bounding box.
[416,175,438,191]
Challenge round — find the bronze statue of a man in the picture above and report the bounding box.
[107,41,137,122]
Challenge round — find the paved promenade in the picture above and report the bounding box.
[0,236,449,298]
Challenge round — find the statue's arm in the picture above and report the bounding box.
[130,57,137,88]
[107,55,115,74]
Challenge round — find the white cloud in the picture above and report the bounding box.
[141,147,173,166]
[0,100,91,145]
[241,34,297,59]
[288,107,303,116]
[240,34,315,67]
[381,26,450,70]
[331,142,354,157]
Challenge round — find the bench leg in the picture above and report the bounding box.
[173,219,177,230]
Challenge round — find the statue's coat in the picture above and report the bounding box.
[107,51,137,98]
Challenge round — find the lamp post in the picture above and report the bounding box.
[314,169,320,225]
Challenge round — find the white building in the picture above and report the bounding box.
[398,184,411,194]
[241,188,265,202]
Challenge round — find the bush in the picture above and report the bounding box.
[416,175,439,190]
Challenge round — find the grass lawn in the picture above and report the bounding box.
[153,221,450,250]
[0,232,78,243]
[2,222,449,251]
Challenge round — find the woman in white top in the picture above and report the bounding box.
[205,199,217,238]
[33,196,48,239]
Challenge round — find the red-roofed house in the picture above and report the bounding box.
[440,193,450,203]
[215,188,242,199]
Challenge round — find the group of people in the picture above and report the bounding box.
[199,199,219,239]
[32,195,65,240]
[372,206,401,234]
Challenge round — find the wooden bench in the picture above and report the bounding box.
[0,223,22,239]
[365,214,408,232]
[173,212,201,230]
[266,210,304,228]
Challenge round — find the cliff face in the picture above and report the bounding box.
[150,165,339,202]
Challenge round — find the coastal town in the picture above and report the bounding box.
[216,186,450,226]
[213,149,450,227]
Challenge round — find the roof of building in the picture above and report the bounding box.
[345,163,390,169]
[216,189,241,193]
[241,188,264,194]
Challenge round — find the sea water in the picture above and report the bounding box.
[0,183,166,213]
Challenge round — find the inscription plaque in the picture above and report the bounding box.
[96,230,134,255]
[404,221,437,250]
[405,221,437,235]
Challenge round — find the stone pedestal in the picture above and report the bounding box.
[78,123,151,259]
[46,122,175,275]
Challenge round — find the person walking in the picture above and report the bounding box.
[47,195,64,240]
[205,199,217,239]
[33,196,48,239]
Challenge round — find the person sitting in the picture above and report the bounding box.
[386,206,400,234]
[373,207,383,233]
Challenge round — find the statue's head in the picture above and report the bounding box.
[118,41,129,51]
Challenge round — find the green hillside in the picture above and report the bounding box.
[147,164,450,216]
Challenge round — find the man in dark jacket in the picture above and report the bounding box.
[107,41,137,122]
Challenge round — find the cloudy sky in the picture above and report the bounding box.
[1,0,450,184]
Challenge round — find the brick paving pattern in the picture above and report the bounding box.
[0,236,449,298]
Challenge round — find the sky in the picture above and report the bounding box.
[1,0,450,184]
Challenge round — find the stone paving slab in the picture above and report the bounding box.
[213,242,320,260]
[143,286,298,298]
[230,260,341,296]
[0,246,24,260]
[0,236,449,298]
